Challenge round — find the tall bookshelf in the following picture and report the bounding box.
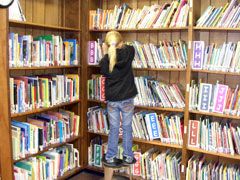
[0,0,84,179]
[83,0,240,179]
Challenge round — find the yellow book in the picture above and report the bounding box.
[163,1,179,27]
[65,74,79,100]
[212,3,229,27]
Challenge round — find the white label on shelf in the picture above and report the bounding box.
[190,0,193,8]
[186,84,190,92]
[181,165,185,173]
[184,126,187,134]
[188,41,192,49]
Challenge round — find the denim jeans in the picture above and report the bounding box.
[106,97,134,160]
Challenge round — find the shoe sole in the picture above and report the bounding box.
[102,162,123,168]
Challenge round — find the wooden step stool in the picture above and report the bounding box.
[104,165,133,180]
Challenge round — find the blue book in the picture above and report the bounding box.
[145,113,160,140]
[64,39,77,65]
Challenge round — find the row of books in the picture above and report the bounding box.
[186,155,240,180]
[188,117,240,155]
[189,81,240,116]
[14,144,80,179]
[134,77,185,108]
[12,110,80,160]
[87,74,106,101]
[196,0,240,28]
[192,41,240,72]
[88,40,188,69]
[89,0,189,30]
[9,33,79,68]
[10,74,79,114]
[88,137,181,179]
[87,106,183,145]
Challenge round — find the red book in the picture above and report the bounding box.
[188,120,200,148]
[100,76,106,101]
[132,152,141,176]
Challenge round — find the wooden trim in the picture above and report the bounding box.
[189,110,240,120]
[0,8,14,180]
[193,26,240,31]
[9,65,81,70]
[192,69,240,76]
[89,27,188,32]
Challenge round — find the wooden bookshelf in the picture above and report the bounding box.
[9,65,81,71]
[13,135,81,163]
[189,110,240,120]
[9,20,81,32]
[88,131,182,149]
[89,27,188,32]
[192,69,240,76]
[11,99,81,118]
[193,26,240,32]
[187,147,240,161]
[87,99,184,112]
[0,0,84,179]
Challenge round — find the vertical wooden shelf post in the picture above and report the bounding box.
[0,8,14,180]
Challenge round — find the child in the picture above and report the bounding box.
[100,31,138,168]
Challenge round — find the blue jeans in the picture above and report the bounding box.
[106,97,134,160]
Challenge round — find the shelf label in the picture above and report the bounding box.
[186,84,190,92]
[188,41,192,49]
[181,165,185,173]
[184,125,187,134]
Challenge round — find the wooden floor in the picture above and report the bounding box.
[69,171,129,180]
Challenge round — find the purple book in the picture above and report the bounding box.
[198,83,212,112]
[213,84,228,113]
[192,41,204,70]
[88,41,96,65]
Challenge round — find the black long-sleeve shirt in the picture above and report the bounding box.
[99,45,138,101]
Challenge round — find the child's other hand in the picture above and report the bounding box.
[102,43,108,55]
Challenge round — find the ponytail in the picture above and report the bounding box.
[105,31,123,73]
[108,44,117,72]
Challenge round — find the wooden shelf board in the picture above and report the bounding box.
[9,65,81,70]
[9,20,81,32]
[89,27,188,32]
[13,135,81,163]
[11,100,81,118]
[187,147,240,160]
[192,69,240,76]
[88,131,182,149]
[193,26,240,31]
[88,65,186,72]
[57,166,83,180]
[189,110,240,120]
[87,99,184,112]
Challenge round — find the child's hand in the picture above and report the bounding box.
[102,43,108,55]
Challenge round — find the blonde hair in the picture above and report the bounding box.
[105,31,123,72]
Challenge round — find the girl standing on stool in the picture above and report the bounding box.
[100,31,138,168]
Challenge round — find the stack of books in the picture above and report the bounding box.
[88,40,187,69]
[189,81,240,116]
[87,74,106,101]
[10,74,79,114]
[87,107,183,145]
[196,0,240,28]
[134,77,185,108]
[188,117,240,155]
[192,41,240,72]
[12,110,80,160]
[186,155,240,179]
[89,0,189,30]
[14,144,80,179]
[87,106,109,134]
[88,137,181,179]
[9,33,79,68]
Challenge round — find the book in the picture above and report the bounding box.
[196,0,240,28]
[88,40,188,69]
[89,1,189,30]
[186,155,240,180]
[12,110,80,160]
[188,117,240,155]
[189,81,240,116]
[9,33,79,68]
[13,144,80,179]
[10,74,79,114]
[87,74,106,101]
[191,41,240,72]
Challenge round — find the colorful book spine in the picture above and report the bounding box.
[13,144,80,179]
[9,33,79,68]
